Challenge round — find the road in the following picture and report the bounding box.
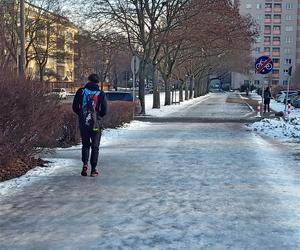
[0,93,299,249]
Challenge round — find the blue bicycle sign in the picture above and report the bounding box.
[255,56,273,75]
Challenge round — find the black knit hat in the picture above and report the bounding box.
[88,74,100,83]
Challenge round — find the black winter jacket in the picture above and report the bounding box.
[72,82,108,125]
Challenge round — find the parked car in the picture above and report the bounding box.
[291,92,300,108]
[276,90,298,103]
[105,91,141,114]
[51,88,67,99]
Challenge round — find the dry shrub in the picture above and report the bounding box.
[0,70,63,167]
[103,101,134,128]
[57,104,81,147]
[56,101,134,147]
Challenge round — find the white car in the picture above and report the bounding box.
[51,88,67,99]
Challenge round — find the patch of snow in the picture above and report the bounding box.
[145,92,211,117]
[0,159,76,198]
[248,117,300,141]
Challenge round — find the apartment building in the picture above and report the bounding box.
[232,0,299,88]
[1,1,78,83]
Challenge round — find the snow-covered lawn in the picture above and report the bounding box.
[248,92,300,141]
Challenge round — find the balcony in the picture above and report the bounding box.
[265,19,272,24]
[264,41,271,46]
[273,30,281,35]
[272,52,280,56]
[272,73,280,78]
[273,8,282,13]
[273,19,281,24]
[273,41,281,46]
[264,30,271,35]
[273,63,280,68]
[263,52,271,56]
[265,7,272,12]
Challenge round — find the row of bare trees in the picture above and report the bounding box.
[72,0,256,114]
[1,0,256,113]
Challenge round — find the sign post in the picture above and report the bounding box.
[255,56,273,115]
[285,66,292,118]
[131,55,140,102]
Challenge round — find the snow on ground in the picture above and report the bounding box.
[145,92,211,116]
[0,159,77,197]
[248,92,300,141]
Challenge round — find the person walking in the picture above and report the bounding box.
[264,87,272,113]
[72,74,107,177]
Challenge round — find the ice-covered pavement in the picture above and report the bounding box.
[0,92,299,249]
[1,122,300,249]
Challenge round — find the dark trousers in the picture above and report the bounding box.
[264,104,270,112]
[80,125,101,170]
[264,99,270,112]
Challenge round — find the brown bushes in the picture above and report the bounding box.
[0,71,63,168]
[0,70,134,181]
[103,101,135,128]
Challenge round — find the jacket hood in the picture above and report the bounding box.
[84,82,100,91]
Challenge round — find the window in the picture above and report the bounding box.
[272,80,279,85]
[284,48,292,54]
[284,69,289,75]
[256,15,263,20]
[257,3,262,9]
[272,69,280,74]
[285,26,294,31]
[285,36,294,43]
[264,47,271,52]
[255,47,261,53]
[273,26,281,31]
[274,14,281,19]
[265,3,272,8]
[283,80,288,85]
[246,3,252,9]
[273,58,280,64]
[285,14,293,20]
[286,3,293,9]
[285,58,292,64]
[265,14,271,19]
[274,3,282,9]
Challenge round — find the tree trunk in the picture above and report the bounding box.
[39,66,44,82]
[164,76,171,106]
[185,79,189,100]
[139,61,146,115]
[179,80,183,102]
[194,78,198,98]
[152,66,160,109]
[189,75,194,99]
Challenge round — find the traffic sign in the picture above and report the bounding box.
[131,55,140,75]
[255,56,273,75]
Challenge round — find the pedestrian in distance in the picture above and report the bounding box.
[264,86,272,113]
[72,74,108,177]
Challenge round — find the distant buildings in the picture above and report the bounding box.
[1,1,78,83]
[232,0,300,89]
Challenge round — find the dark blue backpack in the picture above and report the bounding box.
[82,88,101,132]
